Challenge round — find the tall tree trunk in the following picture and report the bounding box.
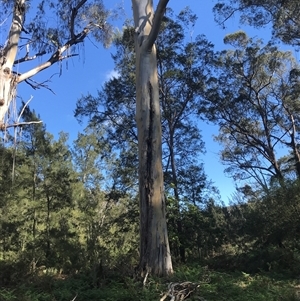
[131,0,173,276]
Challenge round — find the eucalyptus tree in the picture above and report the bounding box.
[76,6,215,271]
[0,0,112,129]
[213,0,300,47]
[130,0,173,276]
[78,0,174,276]
[203,31,300,191]
[273,69,300,179]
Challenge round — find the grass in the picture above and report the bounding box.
[0,265,299,301]
[196,271,298,301]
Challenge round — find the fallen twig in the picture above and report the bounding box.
[70,294,78,301]
[160,281,199,301]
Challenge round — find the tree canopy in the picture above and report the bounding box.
[214,0,300,47]
[203,31,300,191]
[0,0,112,128]
[1,0,300,299]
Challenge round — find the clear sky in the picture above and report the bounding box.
[9,0,280,203]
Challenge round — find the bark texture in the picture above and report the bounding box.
[131,0,173,276]
[0,0,25,128]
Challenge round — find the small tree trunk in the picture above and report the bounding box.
[132,0,173,276]
[287,111,300,178]
[31,209,37,272]
[46,196,51,259]
[169,131,185,262]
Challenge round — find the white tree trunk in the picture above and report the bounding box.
[0,0,26,128]
[131,0,173,276]
[0,0,97,129]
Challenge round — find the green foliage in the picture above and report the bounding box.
[0,265,298,301]
[0,0,112,53]
[204,31,300,190]
[170,265,299,301]
[1,5,300,300]
[75,8,219,264]
[214,0,300,47]
[1,102,300,301]
[0,288,17,301]
[0,105,138,284]
[208,179,300,275]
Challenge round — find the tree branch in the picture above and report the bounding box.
[146,0,169,50]
[1,121,42,131]
[18,25,91,83]
[14,44,46,65]
[70,0,88,39]
[25,77,57,94]
[17,95,34,123]
[216,6,243,27]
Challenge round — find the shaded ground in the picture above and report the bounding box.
[0,265,299,301]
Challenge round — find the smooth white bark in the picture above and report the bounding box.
[0,0,26,127]
[132,0,172,276]
[0,0,96,129]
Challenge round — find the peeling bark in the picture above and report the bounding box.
[132,0,172,276]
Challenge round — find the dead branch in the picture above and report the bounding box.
[18,23,94,83]
[1,121,42,131]
[24,75,57,94]
[160,282,199,301]
[71,0,88,39]
[14,48,46,65]
[70,294,78,301]
[17,95,33,123]
[0,15,10,27]
[143,271,149,286]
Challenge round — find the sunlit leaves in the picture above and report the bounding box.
[204,31,300,189]
[1,0,112,56]
[214,0,300,47]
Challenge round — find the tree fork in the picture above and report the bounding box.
[0,0,108,129]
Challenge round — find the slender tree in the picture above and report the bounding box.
[156,10,214,262]
[203,31,300,190]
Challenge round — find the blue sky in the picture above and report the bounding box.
[7,0,282,202]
